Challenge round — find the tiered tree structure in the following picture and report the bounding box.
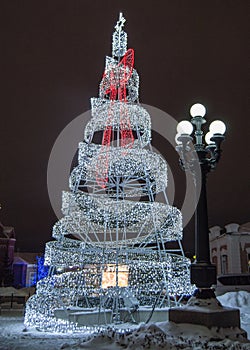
[25,14,194,332]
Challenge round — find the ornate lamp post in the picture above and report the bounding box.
[170,104,245,335]
[175,103,226,296]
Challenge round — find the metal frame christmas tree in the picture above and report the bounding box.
[25,13,194,332]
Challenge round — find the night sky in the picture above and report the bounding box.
[1,1,249,254]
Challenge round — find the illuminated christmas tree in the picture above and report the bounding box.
[25,13,194,332]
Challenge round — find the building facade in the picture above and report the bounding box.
[209,222,250,275]
[13,252,38,288]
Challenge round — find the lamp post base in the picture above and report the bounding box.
[169,288,247,338]
[169,306,241,328]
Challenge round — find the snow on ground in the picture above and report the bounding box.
[217,291,250,337]
[0,312,92,350]
[0,291,250,350]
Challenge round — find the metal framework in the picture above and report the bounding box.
[24,13,194,333]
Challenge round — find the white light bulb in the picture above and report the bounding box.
[205,131,215,144]
[176,121,193,135]
[190,103,206,117]
[209,120,226,135]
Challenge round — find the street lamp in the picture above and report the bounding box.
[170,107,244,334]
[175,103,226,296]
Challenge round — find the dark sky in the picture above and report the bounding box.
[1,1,249,254]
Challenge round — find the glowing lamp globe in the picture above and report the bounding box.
[205,131,215,144]
[209,120,226,135]
[190,103,206,117]
[176,121,193,135]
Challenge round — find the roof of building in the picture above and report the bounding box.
[239,222,250,233]
[14,252,39,264]
[13,256,28,265]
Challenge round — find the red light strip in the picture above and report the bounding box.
[96,49,135,188]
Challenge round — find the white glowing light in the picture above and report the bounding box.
[205,131,215,144]
[113,13,127,57]
[24,14,194,334]
[102,264,129,288]
[177,121,193,135]
[190,103,206,117]
[209,120,226,135]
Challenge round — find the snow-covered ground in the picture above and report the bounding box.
[217,290,250,338]
[0,291,249,350]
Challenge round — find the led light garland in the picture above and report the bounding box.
[85,100,149,146]
[71,146,167,197]
[25,13,194,333]
[53,193,183,244]
[25,254,192,332]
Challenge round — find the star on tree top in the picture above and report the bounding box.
[115,12,126,32]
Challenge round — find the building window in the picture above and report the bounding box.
[212,256,218,272]
[221,255,228,274]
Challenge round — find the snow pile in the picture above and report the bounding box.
[217,291,250,337]
[79,322,249,350]
[217,291,250,310]
[1,316,249,350]
[0,315,92,350]
[0,292,250,349]
[186,293,222,309]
